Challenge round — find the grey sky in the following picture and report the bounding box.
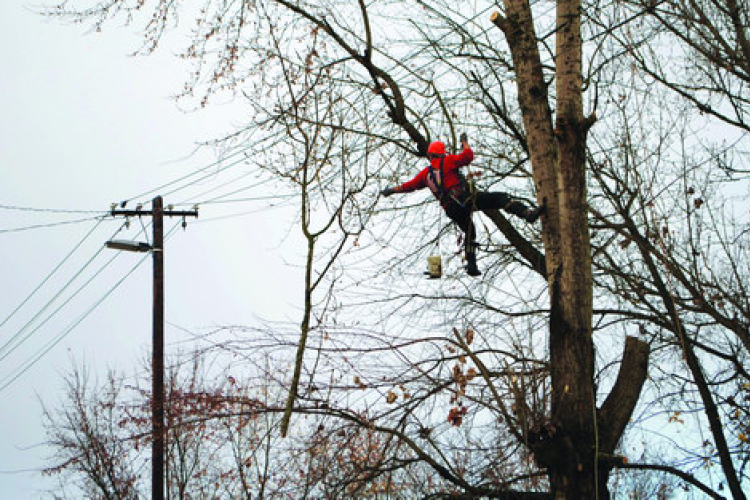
[0,2,302,497]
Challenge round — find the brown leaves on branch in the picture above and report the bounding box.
[447,406,467,427]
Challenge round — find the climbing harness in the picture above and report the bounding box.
[427,156,477,210]
[426,156,446,202]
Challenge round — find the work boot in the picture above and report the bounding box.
[524,205,545,224]
[466,262,482,277]
[465,252,482,277]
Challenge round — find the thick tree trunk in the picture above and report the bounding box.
[493,0,645,497]
[547,0,597,496]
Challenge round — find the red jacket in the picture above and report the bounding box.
[396,146,474,205]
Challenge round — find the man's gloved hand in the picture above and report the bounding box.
[381,187,396,197]
[459,132,468,143]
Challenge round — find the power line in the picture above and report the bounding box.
[0,215,106,234]
[192,202,294,224]
[122,137,279,206]
[0,218,106,330]
[114,145,275,216]
[0,204,105,214]
[0,250,148,393]
[158,154,251,201]
[0,221,148,361]
[0,254,147,392]
[0,167,263,237]
[194,179,287,205]
[0,205,195,363]
[0,225,129,362]
[174,169,281,206]
[0,221,182,393]
[0,149,256,235]
[196,193,297,205]
[172,169,259,204]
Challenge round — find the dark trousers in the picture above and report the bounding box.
[443,191,530,255]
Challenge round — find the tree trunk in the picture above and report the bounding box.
[494,0,620,496]
[547,0,597,495]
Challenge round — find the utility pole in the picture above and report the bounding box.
[107,196,198,500]
[151,196,165,500]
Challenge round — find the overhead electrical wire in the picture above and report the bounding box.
[171,168,260,204]
[0,249,120,363]
[2,152,272,240]
[0,204,105,214]
[0,218,106,330]
[0,163,271,237]
[0,254,147,392]
[115,138,287,217]
[0,222,130,361]
[186,178,287,205]
[192,203,294,224]
[0,215,107,234]
[121,129,290,208]
[196,193,297,205]
[0,221,182,393]
[123,145,253,205]
[0,153,257,232]
[158,153,252,201]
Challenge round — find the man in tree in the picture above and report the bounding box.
[381,134,543,276]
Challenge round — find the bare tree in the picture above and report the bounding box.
[624,0,750,135]
[42,364,141,499]
[39,0,750,498]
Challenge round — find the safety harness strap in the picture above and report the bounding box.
[427,156,446,202]
[428,156,476,211]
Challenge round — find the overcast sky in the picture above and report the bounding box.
[0,2,304,497]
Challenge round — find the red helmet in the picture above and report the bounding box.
[427,141,446,156]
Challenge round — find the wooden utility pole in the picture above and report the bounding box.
[152,196,165,500]
[108,196,198,500]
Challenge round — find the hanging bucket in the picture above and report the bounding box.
[426,255,442,279]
